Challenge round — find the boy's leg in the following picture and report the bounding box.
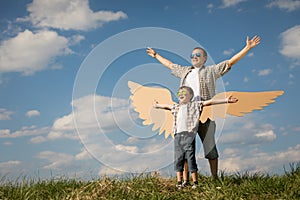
[183,160,189,183]
[174,134,185,189]
[185,134,198,188]
[177,172,183,182]
[176,172,183,189]
[183,133,196,184]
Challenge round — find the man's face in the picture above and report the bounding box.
[177,88,192,104]
[191,49,207,68]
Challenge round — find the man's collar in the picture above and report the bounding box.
[191,65,205,69]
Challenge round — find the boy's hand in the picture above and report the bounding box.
[153,100,159,108]
[227,95,238,103]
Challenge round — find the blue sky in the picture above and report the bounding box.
[1,0,300,180]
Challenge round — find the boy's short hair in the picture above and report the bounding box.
[178,86,194,100]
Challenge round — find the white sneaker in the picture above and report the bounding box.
[182,181,189,187]
[176,183,182,190]
[192,183,198,189]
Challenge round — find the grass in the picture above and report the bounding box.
[1,163,300,200]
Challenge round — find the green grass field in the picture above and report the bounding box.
[1,163,299,200]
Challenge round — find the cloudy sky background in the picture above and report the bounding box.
[1,0,300,180]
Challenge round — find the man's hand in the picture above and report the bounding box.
[147,47,157,58]
[246,35,261,49]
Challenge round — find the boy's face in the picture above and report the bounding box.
[177,88,192,104]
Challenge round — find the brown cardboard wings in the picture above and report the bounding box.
[128,81,284,138]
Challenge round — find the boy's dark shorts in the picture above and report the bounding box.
[174,132,198,173]
[198,119,219,160]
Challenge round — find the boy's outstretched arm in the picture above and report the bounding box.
[227,35,261,69]
[203,95,238,106]
[147,47,174,69]
[153,100,172,110]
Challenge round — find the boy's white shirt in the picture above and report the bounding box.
[176,104,188,133]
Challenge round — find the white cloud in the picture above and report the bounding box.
[30,94,132,144]
[30,136,47,144]
[207,3,214,9]
[0,108,14,120]
[292,126,300,131]
[0,160,21,167]
[266,0,300,12]
[18,0,128,31]
[115,144,138,153]
[0,29,72,75]
[30,130,78,144]
[36,151,74,170]
[247,52,254,57]
[98,166,125,176]
[207,3,214,13]
[63,94,175,173]
[71,94,132,132]
[223,48,235,55]
[254,130,277,142]
[219,144,300,174]
[258,68,272,76]
[219,116,277,145]
[0,126,49,139]
[243,77,249,82]
[0,129,10,137]
[69,35,85,46]
[3,141,12,146]
[26,110,40,117]
[220,0,247,8]
[0,160,22,174]
[280,25,300,59]
[75,148,93,161]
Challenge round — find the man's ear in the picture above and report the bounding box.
[203,56,207,64]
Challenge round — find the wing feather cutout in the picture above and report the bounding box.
[128,81,174,138]
[200,91,284,123]
[129,81,284,138]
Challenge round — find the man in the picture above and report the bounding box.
[146,35,260,181]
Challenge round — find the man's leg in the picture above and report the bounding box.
[209,158,218,180]
[198,120,219,178]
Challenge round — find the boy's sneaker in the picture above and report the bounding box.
[182,181,189,187]
[192,181,198,189]
[176,181,182,190]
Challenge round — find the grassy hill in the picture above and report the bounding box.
[1,164,299,199]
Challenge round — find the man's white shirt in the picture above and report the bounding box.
[184,68,200,100]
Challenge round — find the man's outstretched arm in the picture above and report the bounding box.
[147,47,174,69]
[227,35,261,69]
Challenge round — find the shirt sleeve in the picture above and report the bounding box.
[196,101,203,111]
[170,103,178,114]
[213,60,231,78]
[170,64,189,78]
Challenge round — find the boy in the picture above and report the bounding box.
[153,86,238,189]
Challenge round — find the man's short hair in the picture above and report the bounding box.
[193,47,207,57]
